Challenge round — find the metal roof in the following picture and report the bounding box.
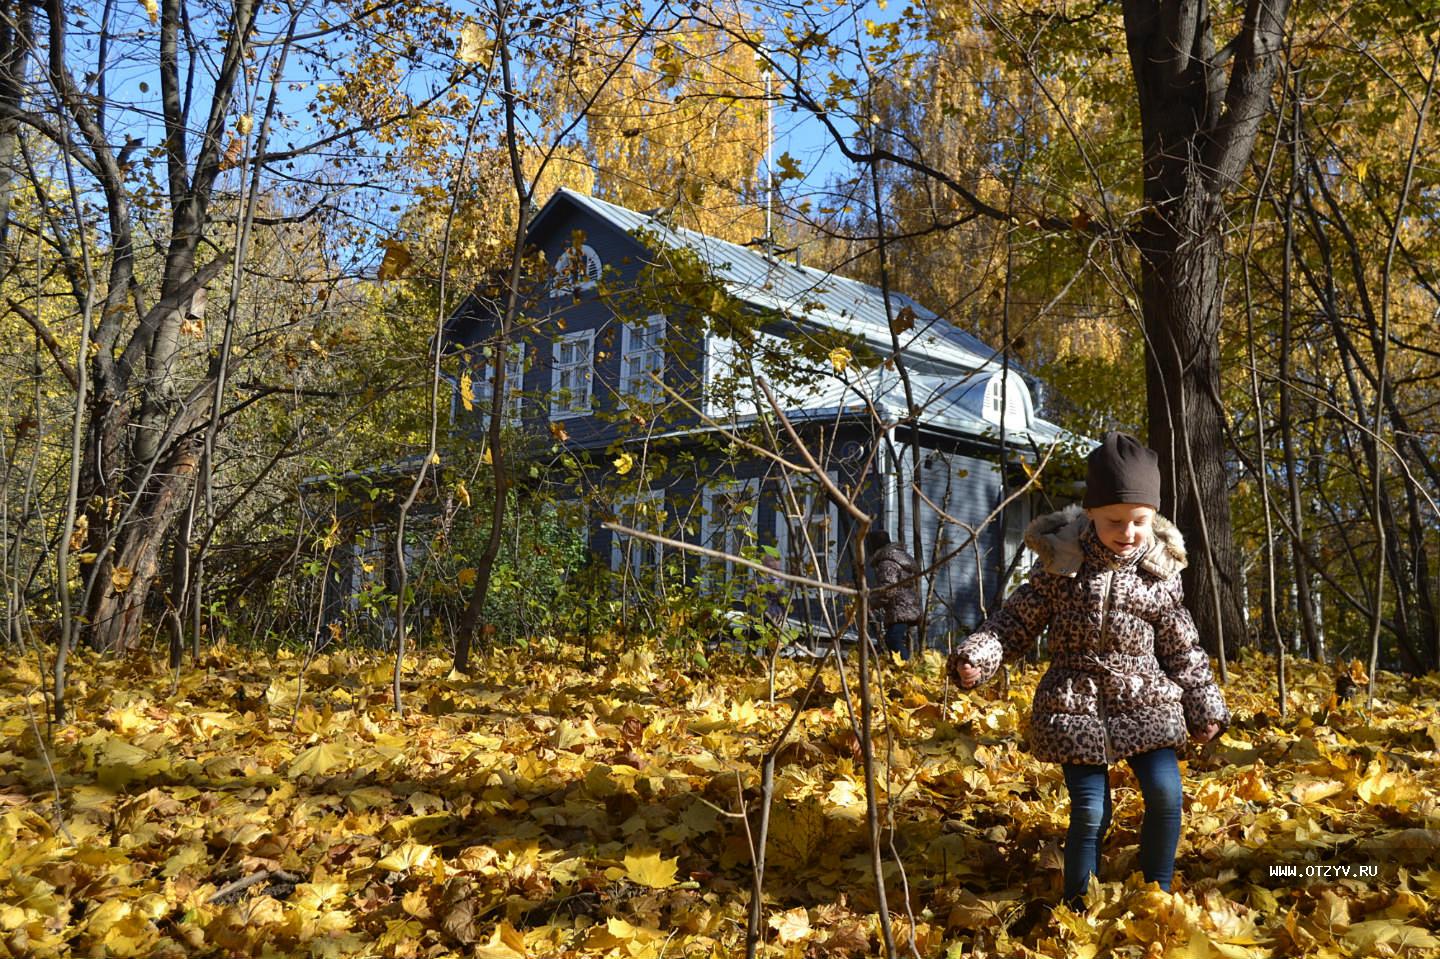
[699,357,1071,450]
[540,188,1009,376]
[530,188,1079,448]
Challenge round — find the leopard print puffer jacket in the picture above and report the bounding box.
[952,505,1230,766]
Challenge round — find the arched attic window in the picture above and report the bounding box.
[550,244,602,297]
[981,371,1031,430]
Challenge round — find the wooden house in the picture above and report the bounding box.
[442,188,1079,644]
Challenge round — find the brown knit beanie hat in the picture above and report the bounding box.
[1083,431,1162,509]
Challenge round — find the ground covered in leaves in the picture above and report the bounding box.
[2,644,1439,958]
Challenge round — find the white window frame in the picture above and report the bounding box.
[620,314,666,403]
[704,330,803,420]
[774,476,839,584]
[550,330,595,419]
[550,244,602,298]
[700,478,760,583]
[471,343,526,425]
[611,491,665,588]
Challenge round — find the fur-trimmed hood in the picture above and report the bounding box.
[1024,504,1187,580]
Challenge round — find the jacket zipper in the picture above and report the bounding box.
[1095,569,1117,764]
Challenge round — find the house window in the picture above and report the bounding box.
[550,330,595,419]
[774,477,839,583]
[704,330,809,419]
[550,244,602,298]
[982,372,1030,429]
[700,479,759,582]
[620,314,666,403]
[611,492,665,587]
[470,343,526,425]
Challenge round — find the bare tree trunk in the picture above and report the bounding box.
[1122,0,1291,661]
[850,528,896,959]
[1137,191,1245,662]
[1368,39,1439,700]
[0,0,32,281]
[455,3,524,672]
[1280,72,1322,663]
[169,481,196,669]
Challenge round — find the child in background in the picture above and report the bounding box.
[865,530,922,660]
[948,432,1228,907]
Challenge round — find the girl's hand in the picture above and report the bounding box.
[948,654,982,689]
[1192,722,1221,743]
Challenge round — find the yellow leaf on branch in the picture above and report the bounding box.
[110,566,135,593]
[69,514,88,551]
[377,239,412,281]
[458,22,490,64]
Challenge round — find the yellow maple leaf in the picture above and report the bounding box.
[68,514,89,550]
[401,888,431,919]
[0,905,33,931]
[140,0,158,26]
[474,921,527,958]
[377,239,412,281]
[288,741,348,778]
[100,735,149,766]
[160,843,207,878]
[1166,929,1217,959]
[604,916,663,942]
[110,566,135,593]
[1290,777,1344,804]
[458,21,489,64]
[86,899,133,938]
[460,372,474,412]
[824,779,866,820]
[376,841,435,873]
[769,906,812,943]
[457,567,477,588]
[828,346,852,374]
[1343,919,1439,952]
[614,452,634,475]
[622,850,679,889]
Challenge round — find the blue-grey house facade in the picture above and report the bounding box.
[443,188,1078,643]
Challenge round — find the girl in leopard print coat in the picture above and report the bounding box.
[949,433,1230,907]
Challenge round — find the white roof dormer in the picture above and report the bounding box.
[981,371,1032,430]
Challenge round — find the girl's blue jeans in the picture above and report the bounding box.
[1060,747,1182,906]
[883,622,910,659]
